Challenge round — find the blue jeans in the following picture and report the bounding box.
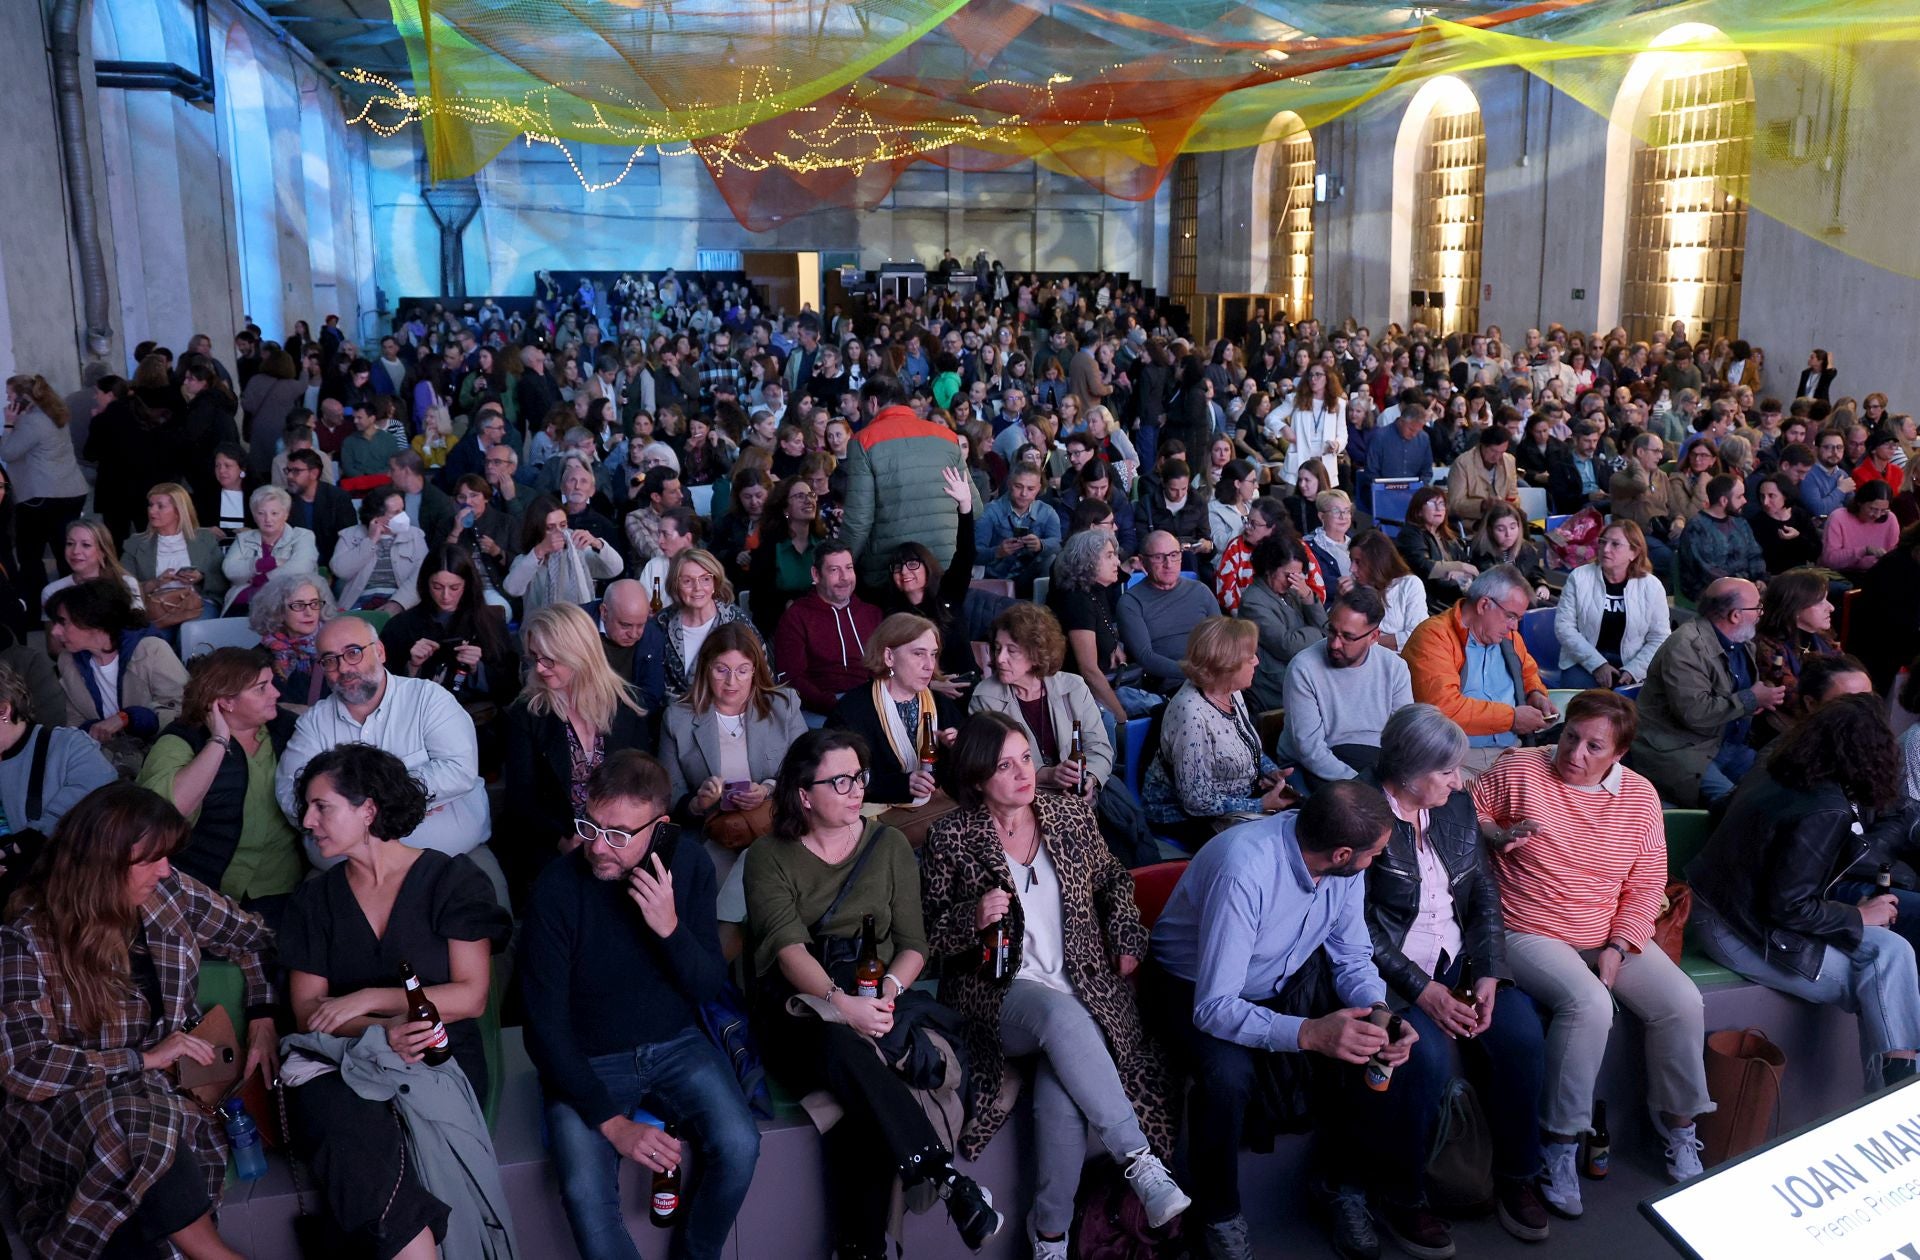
[1350,955,1547,1206]
[1835,883,1920,961]
[1698,741,1756,805]
[1693,900,1920,1090]
[1646,536,1677,589]
[546,1028,762,1260]
[1558,651,1624,691]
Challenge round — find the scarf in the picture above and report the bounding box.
[872,680,936,800]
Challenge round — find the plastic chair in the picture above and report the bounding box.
[1371,477,1422,539]
[1032,575,1050,605]
[1517,485,1549,524]
[179,617,262,660]
[690,483,715,519]
[1122,716,1153,799]
[1130,860,1190,928]
[1662,809,1713,879]
[1518,607,1560,688]
[969,577,1015,599]
[1543,513,1574,535]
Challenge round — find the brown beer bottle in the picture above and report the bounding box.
[854,913,884,999]
[1583,1100,1611,1179]
[1449,957,1478,1014]
[1363,1007,1402,1092]
[399,961,453,1067]
[1068,719,1089,796]
[1879,862,1895,893]
[980,908,1010,981]
[917,710,938,771]
[650,576,665,613]
[649,1122,682,1227]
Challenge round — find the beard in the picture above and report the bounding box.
[334,672,381,705]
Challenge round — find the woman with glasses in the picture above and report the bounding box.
[748,476,828,635]
[1208,459,1261,558]
[503,603,650,900]
[741,729,1003,1260]
[1304,489,1358,588]
[919,714,1186,1259]
[1397,485,1478,610]
[878,467,978,684]
[827,613,964,807]
[660,549,758,697]
[504,495,624,618]
[282,744,511,1258]
[250,570,335,708]
[662,623,805,848]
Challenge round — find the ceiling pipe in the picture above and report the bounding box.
[49,0,115,365]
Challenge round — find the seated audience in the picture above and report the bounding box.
[1749,472,1822,574]
[0,784,273,1260]
[283,447,357,566]
[1279,461,1334,538]
[977,466,1062,592]
[1475,689,1711,1212]
[1822,481,1898,579]
[827,613,962,806]
[1609,432,1687,576]
[1470,503,1551,603]
[282,744,512,1256]
[1142,617,1290,844]
[221,485,319,613]
[331,486,428,613]
[523,750,761,1260]
[586,578,669,724]
[251,570,332,708]
[1752,566,1843,739]
[1213,495,1286,614]
[774,541,883,719]
[661,623,805,848]
[1349,529,1426,650]
[1142,782,1412,1260]
[444,473,516,609]
[749,476,826,634]
[337,401,404,479]
[137,648,302,928]
[1396,486,1479,607]
[661,549,757,697]
[1240,533,1329,713]
[1631,577,1787,807]
[1051,530,1156,730]
[1553,520,1669,689]
[1445,426,1520,526]
[47,579,189,771]
[386,448,456,545]
[635,505,697,601]
[1117,531,1221,689]
[1403,566,1556,777]
[40,517,144,612]
[1364,705,1550,1254]
[1136,459,1211,564]
[1675,474,1766,601]
[1279,586,1415,790]
[970,603,1113,796]
[1304,490,1358,587]
[920,714,1187,1258]
[1687,694,1920,1093]
[1209,459,1260,556]
[378,546,518,708]
[122,485,228,618]
[740,729,1002,1258]
[1546,421,1611,514]
[504,494,624,616]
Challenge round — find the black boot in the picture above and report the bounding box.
[903,1144,1004,1253]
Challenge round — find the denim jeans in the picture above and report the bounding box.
[1348,955,1547,1206]
[1698,741,1757,805]
[546,1027,762,1260]
[1558,650,1624,691]
[1834,883,1920,961]
[1692,900,1920,1090]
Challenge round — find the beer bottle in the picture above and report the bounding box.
[649,1121,682,1227]
[1583,1100,1611,1179]
[1449,957,1478,1015]
[1363,1007,1402,1092]
[917,710,938,771]
[1068,719,1089,797]
[854,913,884,999]
[650,576,665,613]
[399,961,453,1067]
[1879,862,1895,893]
[980,908,1010,981]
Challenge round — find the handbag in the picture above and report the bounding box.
[1696,1027,1786,1168]
[705,799,776,851]
[275,1076,408,1260]
[1425,1079,1496,1215]
[169,1004,241,1112]
[141,580,202,630]
[878,792,960,850]
[806,822,886,974]
[1652,882,1693,965]
[1070,1157,1183,1258]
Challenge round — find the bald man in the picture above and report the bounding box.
[1117,531,1222,684]
[1630,577,1788,807]
[275,617,504,898]
[587,579,667,733]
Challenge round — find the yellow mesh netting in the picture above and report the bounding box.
[347,0,1920,276]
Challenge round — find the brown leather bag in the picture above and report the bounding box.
[169,1004,242,1112]
[1696,1027,1786,1167]
[706,800,776,851]
[879,792,960,849]
[142,581,203,631]
[1652,881,1693,965]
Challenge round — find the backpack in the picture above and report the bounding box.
[1425,1079,1496,1216]
[1070,1158,1184,1259]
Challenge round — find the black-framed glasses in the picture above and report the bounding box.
[1142,550,1181,563]
[286,598,326,614]
[574,813,664,851]
[316,643,372,671]
[1328,625,1379,644]
[808,770,870,796]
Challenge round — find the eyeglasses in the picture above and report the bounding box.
[316,643,373,671]
[1142,550,1181,564]
[1327,625,1379,644]
[808,770,871,796]
[709,663,758,682]
[573,813,663,851]
[286,598,326,613]
[889,558,925,572]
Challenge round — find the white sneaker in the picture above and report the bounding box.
[1659,1121,1706,1182]
[1123,1148,1192,1228]
[1538,1141,1583,1219]
[1031,1230,1069,1260]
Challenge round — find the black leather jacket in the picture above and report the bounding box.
[1686,770,1870,982]
[1363,790,1510,1004]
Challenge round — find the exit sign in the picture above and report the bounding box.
[1572,288,1587,300]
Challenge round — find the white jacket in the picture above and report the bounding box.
[1554,563,1670,677]
[220,526,319,611]
[1272,400,1346,488]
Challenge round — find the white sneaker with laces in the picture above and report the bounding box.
[1538,1141,1583,1219]
[1659,1121,1705,1182]
[1030,1230,1069,1260]
[1123,1147,1192,1228]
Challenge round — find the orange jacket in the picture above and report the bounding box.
[1402,602,1547,737]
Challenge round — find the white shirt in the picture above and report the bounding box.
[275,671,490,866]
[1386,791,1462,977]
[154,533,191,575]
[88,656,121,713]
[678,611,717,675]
[1015,839,1074,995]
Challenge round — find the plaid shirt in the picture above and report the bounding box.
[0,874,274,1258]
[697,352,741,402]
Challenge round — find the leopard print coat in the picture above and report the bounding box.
[920,792,1177,1160]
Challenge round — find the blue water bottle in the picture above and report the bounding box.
[223,1097,267,1181]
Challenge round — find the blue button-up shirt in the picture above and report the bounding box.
[1715,624,1755,749]
[1462,635,1519,749]
[1149,812,1385,1051]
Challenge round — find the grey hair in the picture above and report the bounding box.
[1057,529,1117,592]
[1377,704,1469,787]
[247,568,337,636]
[248,484,292,517]
[1465,563,1529,607]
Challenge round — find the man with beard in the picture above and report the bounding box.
[1277,585,1415,791]
[521,750,760,1260]
[1141,783,1415,1260]
[274,616,501,895]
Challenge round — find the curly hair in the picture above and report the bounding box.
[989,602,1067,677]
[296,744,429,841]
[1765,692,1902,810]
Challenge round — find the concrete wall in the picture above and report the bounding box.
[1195,55,1920,404]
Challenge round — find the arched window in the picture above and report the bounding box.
[1391,77,1483,338]
[1608,27,1752,343]
[1169,154,1198,300]
[1250,115,1314,321]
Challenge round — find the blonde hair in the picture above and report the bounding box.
[668,549,735,606]
[1180,616,1258,691]
[520,603,644,732]
[65,519,130,586]
[142,482,201,541]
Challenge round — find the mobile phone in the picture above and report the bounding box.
[1012,526,1033,539]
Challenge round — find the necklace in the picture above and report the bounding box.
[715,709,746,738]
[805,820,862,864]
[993,809,1042,889]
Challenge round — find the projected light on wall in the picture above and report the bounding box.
[1266,126,1316,322]
[1410,80,1483,338]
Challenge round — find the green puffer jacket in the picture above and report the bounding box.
[839,405,967,586]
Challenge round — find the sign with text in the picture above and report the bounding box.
[1644,1079,1920,1260]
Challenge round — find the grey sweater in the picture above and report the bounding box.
[1117,579,1222,682]
[1277,640,1414,783]
[0,725,116,835]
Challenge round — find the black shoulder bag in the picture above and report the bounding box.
[807,823,885,981]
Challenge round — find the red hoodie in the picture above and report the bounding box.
[773,592,883,713]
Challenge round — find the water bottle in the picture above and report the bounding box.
[224,1097,267,1181]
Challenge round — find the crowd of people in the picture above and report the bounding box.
[0,265,1916,1260]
